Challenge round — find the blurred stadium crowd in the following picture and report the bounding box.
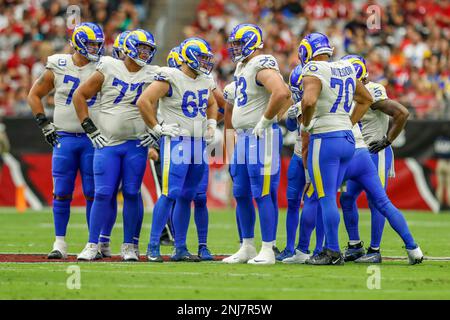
[184,0,450,119]
[0,0,147,117]
[1,0,450,119]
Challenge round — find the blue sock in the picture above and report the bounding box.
[86,199,93,228]
[235,196,255,239]
[149,195,175,247]
[314,204,325,254]
[297,198,317,253]
[99,197,117,243]
[194,195,208,246]
[89,192,113,244]
[340,193,360,241]
[271,190,279,243]
[286,199,300,252]
[319,196,341,252]
[53,199,71,237]
[173,197,191,248]
[236,211,243,244]
[133,193,144,245]
[255,195,275,242]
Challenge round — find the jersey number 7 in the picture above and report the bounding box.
[63,75,97,107]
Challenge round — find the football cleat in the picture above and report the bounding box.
[99,242,112,258]
[407,246,424,265]
[248,247,275,265]
[171,246,201,262]
[306,248,344,266]
[222,244,257,264]
[146,244,163,263]
[121,243,139,261]
[344,241,365,262]
[282,249,310,264]
[77,243,101,261]
[276,248,295,261]
[198,245,214,261]
[355,248,382,264]
[48,240,68,259]
[272,245,281,257]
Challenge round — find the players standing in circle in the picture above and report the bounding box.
[222,24,292,265]
[73,29,159,261]
[27,22,105,259]
[299,32,374,265]
[338,55,423,264]
[137,37,218,262]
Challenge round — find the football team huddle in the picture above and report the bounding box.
[27,21,424,266]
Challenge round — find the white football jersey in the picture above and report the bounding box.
[155,67,216,137]
[231,54,281,130]
[360,81,390,144]
[96,56,159,146]
[302,60,357,134]
[46,54,100,133]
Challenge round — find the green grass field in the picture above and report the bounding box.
[0,208,449,299]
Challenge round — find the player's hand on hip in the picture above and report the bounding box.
[205,119,217,145]
[81,117,108,149]
[140,128,159,149]
[153,123,180,138]
[368,136,391,154]
[252,115,272,138]
[34,113,60,147]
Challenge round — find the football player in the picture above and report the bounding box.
[73,29,159,261]
[339,55,423,264]
[137,37,218,262]
[299,32,374,265]
[222,24,292,265]
[27,22,105,259]
[164,45,224,260]
[278,65,325,264]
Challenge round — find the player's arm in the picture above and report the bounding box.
[300,76,322,127]
[136,81,179,137]
[212,87,225,123]
[301,129,309,170]
[27,69,59,147]
[73,71,104,123]
[368,99,409,153]
[257,69,292,120]
[350,80,373,125]
[72,71,107,148]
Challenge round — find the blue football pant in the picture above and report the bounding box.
[89,140,148,244]
[52,133,94,237]
[307,131,355,252]
[340,147,416,249]
[230,125,281,242]
[149,137,206,248]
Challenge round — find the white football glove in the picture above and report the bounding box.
[305,169,311,184]
[81,118,108,149]
[153,123,180,138]
[287,104,301,120]
[205,119,217,145]
[252,115,273,138]
[139,127,159,149]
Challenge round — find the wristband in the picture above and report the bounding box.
[35,113,50,128]
[81,118,98,134]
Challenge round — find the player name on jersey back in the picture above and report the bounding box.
[156,67,216,138]
[302,60,356,134]
[46,54,100,133]
[96,56,159,146]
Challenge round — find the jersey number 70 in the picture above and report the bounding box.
[329,77,355,113]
